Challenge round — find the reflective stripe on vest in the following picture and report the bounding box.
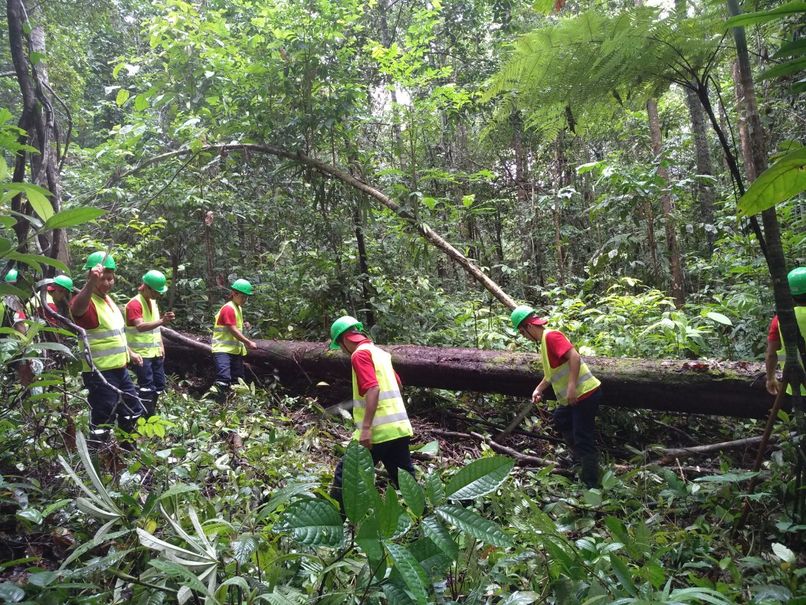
[211,301,246,356]
[351,342,413,444]
[776,306,806,396]
[541,330,601,405]
[79,293,129,371]
[126,293,163,358]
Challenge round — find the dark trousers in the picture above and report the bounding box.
[82,368,144,435]
[132,356,166,393]
[331,436,415,508]
[552,388,602,487]
[131,356,165,416]
[213,352,245,386]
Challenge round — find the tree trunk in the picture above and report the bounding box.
[553,134,566,285]
[647,98,685,307]
[684,86,716,256]
[162,329,774,419]
[352,200,375,328]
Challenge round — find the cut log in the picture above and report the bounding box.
[162,329,773,419]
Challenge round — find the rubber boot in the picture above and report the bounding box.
[139,388,156,418]
[580,454,600,489]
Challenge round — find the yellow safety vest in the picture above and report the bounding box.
[125,293,163,358]
[351,343,413,444]
[541,330,601,405]
[212,301,246,355]
[776,306,806,396]
[79,294,129,371]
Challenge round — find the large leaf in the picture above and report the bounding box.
[382,584,415,605]
[423,472,445,507]
[724,1,806,28]
[408,537,453,578]
[760,57,806,80]
[445,455,515,501]
[280,498,343,547]
[737,147,806,216]
[3,183,52,221]
[232,534,259,565]
[499,593,540,605]
[435,504,512,547]
[422,515,458,559]
[341,441,379,523]
[398,470,424,517]
[384,543,429,605]
[44,207,106,229]
[377,486,404,539]
[356,514,383,560]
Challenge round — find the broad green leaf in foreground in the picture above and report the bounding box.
[445,455,515,500]
[435,504,512,547]
[737,147,806,217]
[279,498,343,547]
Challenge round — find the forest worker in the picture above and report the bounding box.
[327,316,415,508]
[28,274,74,327]
[511,305,603,488]
[2,268,34,386]
[211,278,257,400]
[765,267,806,398]
[126,270,175,417]
[70,251,145,446]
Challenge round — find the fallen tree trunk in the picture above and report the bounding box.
[162,329,773,419]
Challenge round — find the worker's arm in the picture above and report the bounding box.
[765,338,781,396]
[563,348,582,405]
[225,324,257,350]
[133,310,175,332]
[359,386,380,449]
[71,267,102,318]
[532,378,550,403]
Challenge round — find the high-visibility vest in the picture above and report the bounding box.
[351,342,413,444]
[541,330,601,405]
[79,294,129,371]
[776,306,806,396]
[212,301,246,355]
[125,293,163,358]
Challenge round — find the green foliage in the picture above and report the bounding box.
[738,146,806,216]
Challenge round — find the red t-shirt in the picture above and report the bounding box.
[768,315,780,343]
[216,303,238,326]
[70,296,116,330]
[544,330,574,368]
[126,298,144,325]
[347,333,402,396]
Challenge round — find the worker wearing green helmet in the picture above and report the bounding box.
[1,267,34,386]
[327,315,415,510]
[35,274,75,327]
[511,304,603,489]
[211,278,258,400]
[765,267,806,398]
[70,250,145,447]
[125,270,176,417]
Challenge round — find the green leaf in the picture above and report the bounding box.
[43,207,106,230]
[377,486,404,538]
[341,441,379,523]
[398,470,424,517]
[737,147,806,216]
[424,472,445,507]
[609,554,637,597]
[134,94,149,111]
[382,584,416,605]
[0,582,25,603]
[232,534,258,565]
[356,514,383,560]
[773,38,806,60]
[385,543,429,605]
[435,504,512,547]
[499,592,540,605]
[422,515,458,559]
[771,542,795,564]
[408,537,453,578]
[4,183,53,221]
[279,498,343,546]
[116,89,130,107]
[705,312,732,326]
[16,508,43,525]
[445,455,514,501]
[5,251,68,274]
[724,2,806,29]
[760,57,806,80]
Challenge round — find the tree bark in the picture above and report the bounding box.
[684,86,716,256]
[647,98,686,307]
[162,329,774,419]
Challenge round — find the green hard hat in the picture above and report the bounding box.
[53,275,75,292]
[142,270,168,294]
[4,268,18,283]
[510,305,536,330]
[788,267,806,296]
[83,251,116,271]
[330,315,363,350]
[230,278,254,296]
